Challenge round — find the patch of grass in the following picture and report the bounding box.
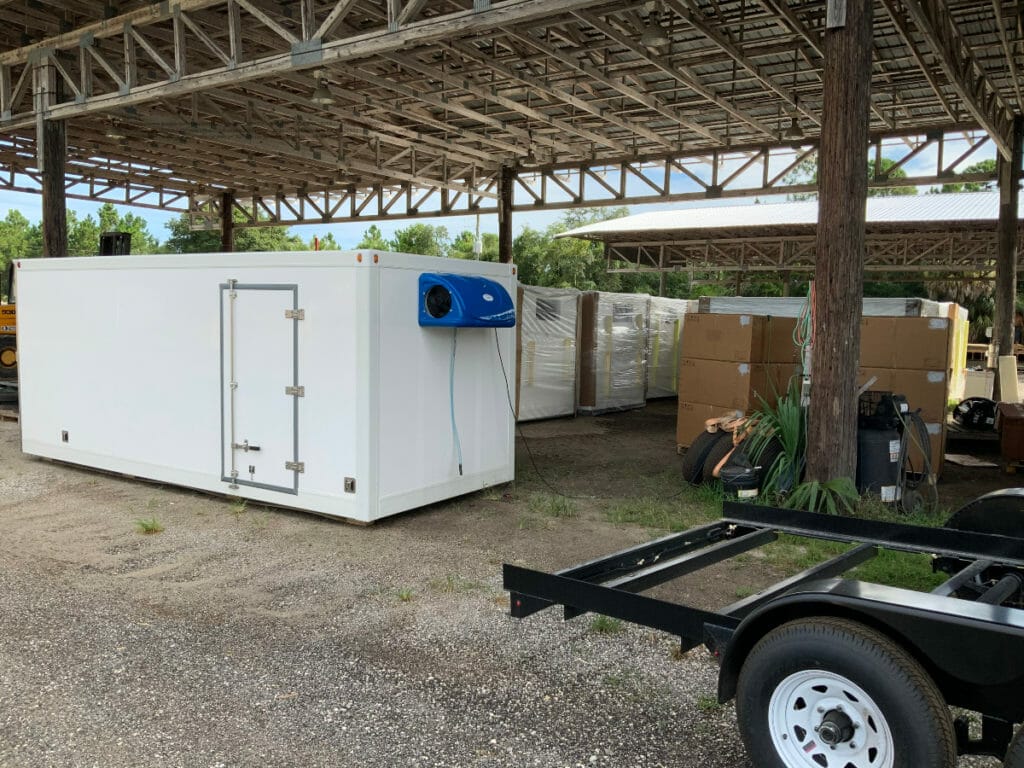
[396,588,414,603]
[430,573,485,594]
[696,694,724,713]
[734,586,756,599]
[230,498,247,516]
[589,615,624,634]
[134,517,164,535]
[528,493,577,519]
[605,495,716,531]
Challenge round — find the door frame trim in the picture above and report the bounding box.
[219,282,301,495]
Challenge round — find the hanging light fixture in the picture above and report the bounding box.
[784,50,805,141]
[105,119,127,140]
[311,71,336,106]
[641,3,670,49]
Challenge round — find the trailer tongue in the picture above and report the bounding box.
[504,496,1024,767]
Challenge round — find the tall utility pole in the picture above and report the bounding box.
[993,117,1023,387]
[805,0,873,482]
[40,62,68,258]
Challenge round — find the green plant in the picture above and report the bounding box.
[528,493,577,519]
[785,477,860,515]
[396,588,414,603]
[134,517,164,534]
[746,381,806,495]
[696,694,724,713]
[230,498,247,516]
[589,615,624,634]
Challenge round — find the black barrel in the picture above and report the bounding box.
[856,428,901,501]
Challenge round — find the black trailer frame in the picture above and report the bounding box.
[504,501,1024,760]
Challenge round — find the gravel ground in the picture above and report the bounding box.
[0,402,1012,767]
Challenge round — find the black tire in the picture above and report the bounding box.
[702,432,736,481]
[1006,725,1024,768]
[0,335,15,380]
[681,430,727,485]
[944,488,1024,538]
[736,617,955,768]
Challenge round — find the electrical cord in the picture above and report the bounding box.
[492,328,688,502]
[450,328,463,476]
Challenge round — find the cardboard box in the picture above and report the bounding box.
[858,368,948,423]
[680,313,766,362]
[998,403,1024,463]
[762,316,804,365]
[679,312,805,365]
[676,401,744,447]
[860,317,951,370]
[678,359,773,410]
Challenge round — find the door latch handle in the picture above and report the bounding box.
[232,440,261,452]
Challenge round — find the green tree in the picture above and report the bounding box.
[448,230,498,261]
[95,203,160,253]
[355,224,389,250]
[938,159,997,193]
[0,210,42,268]
[311,232,339,250]
[163,212,303,253]
[390,223,449,256]
[67,211,101,256]
[512,207,628,290]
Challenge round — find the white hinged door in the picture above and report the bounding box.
[220,283,301,494]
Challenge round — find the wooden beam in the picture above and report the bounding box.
[220,191,235,251]
[901,0,1015,159]
[993,117,1022,368]
[499,165,513,263]
[806,0,872,483]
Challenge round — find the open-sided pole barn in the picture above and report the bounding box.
[0,0,1021,481]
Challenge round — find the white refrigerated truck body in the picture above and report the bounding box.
[16,251,516,523]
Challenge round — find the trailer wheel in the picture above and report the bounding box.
[736,617,955,768]
[1006,726,1024,768]
[702,433,736,480]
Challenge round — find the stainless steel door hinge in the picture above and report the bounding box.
[285,461,305,473]
[285,309,305,320]
[285,385,305,397]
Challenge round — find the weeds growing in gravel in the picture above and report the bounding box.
[529,493,577,519]
[696,694,724,713]
[231,498,247,516]
[396,588,414,603]
[431,573,485,594]
[589,615,624,634]
[134,517,164,535]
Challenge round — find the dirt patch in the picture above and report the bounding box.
[0,400,1010,767]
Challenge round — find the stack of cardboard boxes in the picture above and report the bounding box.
[675,313,802,446]
[676,311,962,478]
[857,315,954,476]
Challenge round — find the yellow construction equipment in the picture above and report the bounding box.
[1,261,15,380]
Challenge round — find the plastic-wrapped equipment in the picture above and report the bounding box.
[577,291,650,413]
[647,297,699,398]
[515,284,581,421]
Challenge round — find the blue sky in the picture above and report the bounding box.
[0,135,993,249]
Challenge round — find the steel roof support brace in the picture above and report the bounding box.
[993,117,1022,385]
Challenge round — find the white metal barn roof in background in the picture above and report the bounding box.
[558,192,1024,277]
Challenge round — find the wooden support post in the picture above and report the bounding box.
[658,246,666,297]
[220,192,235,252]
[806,0,872,483]
[498,166,513,264]
[993,117,1022,390]
[39,61,67,258]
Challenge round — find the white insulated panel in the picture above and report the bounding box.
[16,251,515,523]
